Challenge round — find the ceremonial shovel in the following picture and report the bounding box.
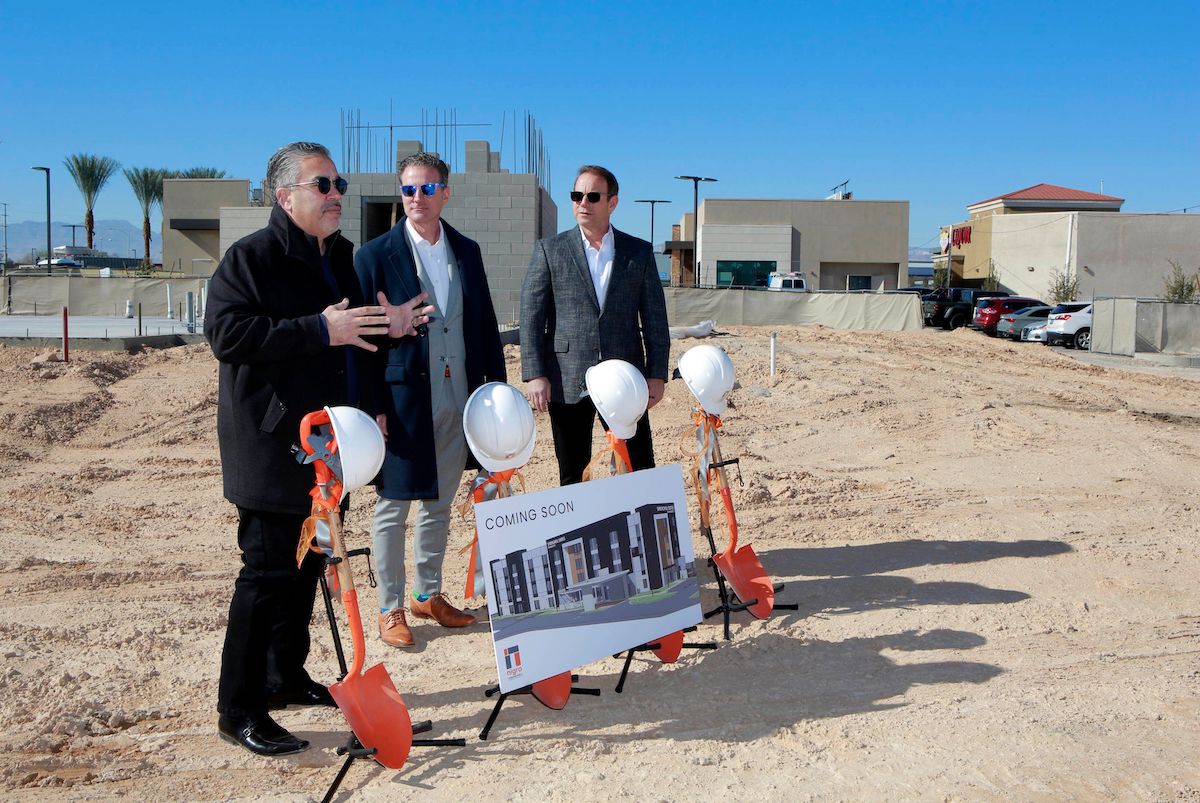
[297,411,413,769]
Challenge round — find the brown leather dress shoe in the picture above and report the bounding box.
[410,592,476,628]
[379,608,415,647]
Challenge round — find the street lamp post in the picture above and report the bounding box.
[64,224,86,247]
[634,199,671,253]
[674,175,717,287]
[32,167,51,271]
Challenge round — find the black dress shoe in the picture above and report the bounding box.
[267,679,337,710]
[218,715,309,756]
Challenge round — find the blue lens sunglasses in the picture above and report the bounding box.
[400,182,447,197]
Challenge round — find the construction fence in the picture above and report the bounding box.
[664,287,923,331]
[1,276,209,318]
[1092,298,1200,357]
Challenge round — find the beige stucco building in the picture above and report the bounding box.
[665,197,909,291]
[934,183,1200,299]
[162,179,251,276]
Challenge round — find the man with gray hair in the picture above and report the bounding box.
[356,151,506,648]
[205,141,432,756]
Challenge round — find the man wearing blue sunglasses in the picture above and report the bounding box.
[355,152,506,648]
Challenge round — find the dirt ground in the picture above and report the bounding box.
[1,326,1198,801]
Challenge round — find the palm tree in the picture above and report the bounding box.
[124,167,166,267]
[63,154,121,249]
[175,167,227,178]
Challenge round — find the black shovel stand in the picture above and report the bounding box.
[699,457,798,641]
[318,549,466,803]
[613,625,718,693]
[478,674,601,740]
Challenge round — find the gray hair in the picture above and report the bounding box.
[265,142,332,204]
[398,152,450,184]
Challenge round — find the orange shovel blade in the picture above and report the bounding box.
[328,662,414,769]
[530,671,573,710]
[713,543,776,620]
[650,630,685,663]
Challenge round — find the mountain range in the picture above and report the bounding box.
[2,219,158,263]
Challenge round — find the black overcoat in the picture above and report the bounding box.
[205,205,368,515]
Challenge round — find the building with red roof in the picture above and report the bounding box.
[933,183,1197,303]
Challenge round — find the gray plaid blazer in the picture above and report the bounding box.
[520,225,669,404]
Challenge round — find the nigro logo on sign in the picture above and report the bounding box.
[503,645,523,678]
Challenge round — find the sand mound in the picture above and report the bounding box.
[0,329,1197,799]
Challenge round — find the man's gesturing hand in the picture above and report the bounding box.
[377,290,436,338]
[322,298,390,352]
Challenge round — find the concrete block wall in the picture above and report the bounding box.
[219,207,272,258]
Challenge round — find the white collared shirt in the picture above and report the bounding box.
[406,218,449,311]
[582,226,615,309]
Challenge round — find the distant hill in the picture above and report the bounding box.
[908,246,934,261]
[3,219,157,263]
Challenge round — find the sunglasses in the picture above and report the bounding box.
[287,176,348,195]
[400,182,447,197]
[570,191,612,204]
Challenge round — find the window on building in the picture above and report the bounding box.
[655,515,675,564]
[847,275,872,291]
[716,260,777,288]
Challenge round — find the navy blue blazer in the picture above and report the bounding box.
[355,218,506,500]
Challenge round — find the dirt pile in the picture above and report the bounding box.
[0,330,1197,800]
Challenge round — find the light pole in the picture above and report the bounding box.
[101,228,132,255]
[674,175,717,286]
[634,199,671,253]
[64,223,85,247]
[32,167,51,270]
[1,201,9,268]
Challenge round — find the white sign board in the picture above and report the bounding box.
[477,465,702,693]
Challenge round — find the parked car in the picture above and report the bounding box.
[36,257,80,268]
[1022,322,1048,343]
[1045,302,1093,349]
[972,297,1047,335]
[997,305,1051,339]
[924,288,1011,329]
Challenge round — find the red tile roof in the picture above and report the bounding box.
[970,183,1125,207]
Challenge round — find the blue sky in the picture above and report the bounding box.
[2,1,1198,252]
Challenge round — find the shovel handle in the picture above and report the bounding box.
[708,431,738,551]
[611,434,632,475]
[326,508,364,678]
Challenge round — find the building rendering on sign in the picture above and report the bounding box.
[161,140,557,323]
[934,183,1200,300]
[663,196,910,291]
[489,503,694,617]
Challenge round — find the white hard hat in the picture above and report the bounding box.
[463,382,536,473]
[678,345,735,415]
[325,406,385,501]
[585,359,648,440]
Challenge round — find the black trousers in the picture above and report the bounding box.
[548,397,655,486]
[217,507,321,720]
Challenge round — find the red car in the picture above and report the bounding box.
[971,297,1046,335]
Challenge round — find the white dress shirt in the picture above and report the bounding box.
[581,226,615,310]
[406,218,450,311]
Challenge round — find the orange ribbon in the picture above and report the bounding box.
[458,469,524,598]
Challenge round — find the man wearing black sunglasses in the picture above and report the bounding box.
[520,165,670,485]
[355,151,506,649]
[206,142,428,757]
